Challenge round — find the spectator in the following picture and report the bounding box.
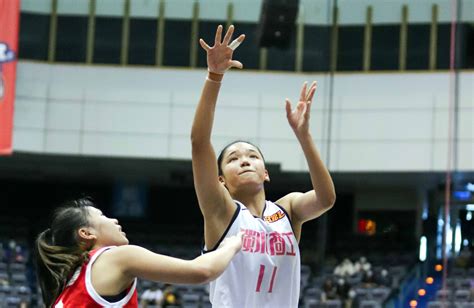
[336,278,350,299]
[334,258,356,277]
[161,284,181,308]
[140,282,164,307]
[321,278,338,301]
[354,256,371,273]
[361,270,377,288]
[375,268,392,287]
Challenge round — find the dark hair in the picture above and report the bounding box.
[217,140,265,176]
[34,197,95,307]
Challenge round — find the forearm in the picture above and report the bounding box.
[190,73,224,145]
[297,132,336,207]
[193,244,239,283]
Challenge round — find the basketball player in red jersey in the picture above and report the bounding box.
[35,197,242,308]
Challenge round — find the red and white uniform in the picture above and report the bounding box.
[54,246,138,308]
[205,200,301,308]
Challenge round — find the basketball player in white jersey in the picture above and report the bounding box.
[191,25,336,307]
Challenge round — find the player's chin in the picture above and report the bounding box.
[118,233,129,245]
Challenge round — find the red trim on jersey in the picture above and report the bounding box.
[53,247,138,308]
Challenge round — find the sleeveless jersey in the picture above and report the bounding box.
[54,246,138,308]
[206,200,300,308]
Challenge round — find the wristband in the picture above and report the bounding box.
[206,77,222,84]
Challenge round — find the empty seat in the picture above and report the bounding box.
[451,267,465,277]
[181,292,201,304]
[354,288,371,301]
[319,299,342,308]
[427,301,454,308]
[435,289,452,301]
[370,287,391,302]
[454,289,471,302]
[457,278,472,289]
[457,303,474,308]
[305,287,322,300]
[445,278,456,289]
[304,298,319,308]
[5,296,21,307]
[359,300,382,308]
[10,273,27,285]
[0,284,11,295]
[201,301,212,308]
[9,263,26,272]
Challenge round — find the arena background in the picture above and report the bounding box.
[0,0,473,307]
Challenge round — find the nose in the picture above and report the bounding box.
[113,218,119,225]
[240,157,250,166]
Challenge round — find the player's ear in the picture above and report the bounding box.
[77,227,97,241]
[264,169,270,182]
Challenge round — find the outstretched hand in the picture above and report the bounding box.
[199,25,245,74]
[285,81,317,135]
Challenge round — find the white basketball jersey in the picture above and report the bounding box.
[206,200,300,308]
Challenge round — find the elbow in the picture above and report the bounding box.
[323,193,336,210]
[192,265,215,284]
[329,192,336,207]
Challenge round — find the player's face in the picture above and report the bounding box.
[86,206,129,247]
[220,142,269,192]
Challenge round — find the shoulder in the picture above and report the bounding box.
[98,245,147,260]
[92,245,149,269]
[275,192,304,207]
[274,192,303,216]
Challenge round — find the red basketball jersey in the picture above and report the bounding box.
[53,246,138,308]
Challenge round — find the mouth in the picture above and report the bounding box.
[239,170,254,175]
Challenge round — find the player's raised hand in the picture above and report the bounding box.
[285,81,317,135]
[199,25,245,74]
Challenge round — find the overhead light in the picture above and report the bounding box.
[419,236,427,262]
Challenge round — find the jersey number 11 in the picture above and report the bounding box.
[255,264,278,293]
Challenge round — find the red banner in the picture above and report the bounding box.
[0,0,20,155]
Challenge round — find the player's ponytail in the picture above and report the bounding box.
[34,198,95,307]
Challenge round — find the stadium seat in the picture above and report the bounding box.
[427,301,454,308]
[435,289,453,301]
[359,300,382,308]
[453,289,471,302]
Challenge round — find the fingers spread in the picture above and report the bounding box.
[299,81,308,102]
[229,60,243,69]
[306,81,317,101]
[305,101,312,118]
[285,99,292,117]
[223,24,235,45]
[229,34,246,51]
[215,25,223,45]
[307,85,316,102]
[228,39,241,51]
[199,39,211,51]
